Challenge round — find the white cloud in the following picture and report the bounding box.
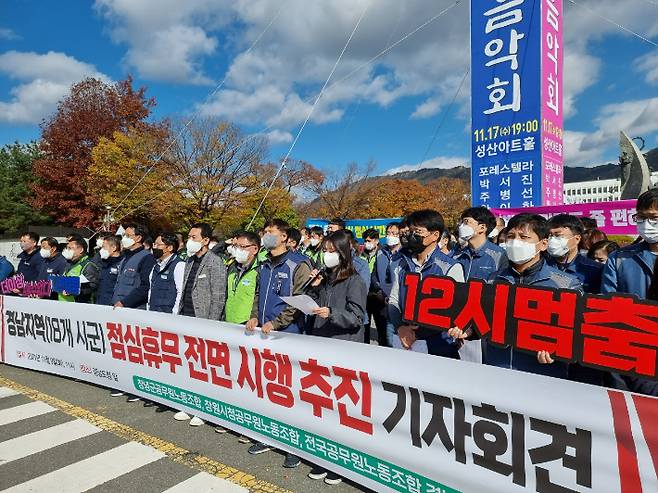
[0,50,109,124]
[636,52,658,85]
[565,97,658,166]
[385,155,468,175]
[0,28,19,40]
[264,129,293,144]
[94,0,230,85]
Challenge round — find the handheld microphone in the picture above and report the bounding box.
[300,267,328,292]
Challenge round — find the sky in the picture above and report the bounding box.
[1,0,658,177]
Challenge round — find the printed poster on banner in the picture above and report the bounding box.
[2,296,657,493]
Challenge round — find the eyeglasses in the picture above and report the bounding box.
[632,213,658,222]
[234,243,256,249]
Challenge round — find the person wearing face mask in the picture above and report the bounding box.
[388,210,465,357]
[484,213,582,379]
[147,233,185,314]
[59,237,99,303]
[600,190,658,396]
[96,235,123,306]
[360,229,379,272]
[173,223,227,426]
[112,224,157,310]
[546,214,603,294]
[369,222,402,347]
[299,227,312,253]
[37,237,68,282]
[225,232,261,325]
[451,207,508,280]
[16,232,44,287]
[304,226,325,265]
[488,216,506,245]
[245,218,311,468]
[305,230,367,486]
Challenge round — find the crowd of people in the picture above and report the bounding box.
[1,189,656,485]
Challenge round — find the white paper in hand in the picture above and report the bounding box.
[79,274,90,284]
[280,295,320,315]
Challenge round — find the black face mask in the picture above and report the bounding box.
[400,234,409,249]
[405,233,427,254]
[152,248,165,260]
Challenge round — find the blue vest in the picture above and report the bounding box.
[112,249,151,308]
[396,248,462,358]
[17,249,44,282]
[149,255,182,313]
[96,256,123,306]
[450,240,508,280]
[257,250,311,333]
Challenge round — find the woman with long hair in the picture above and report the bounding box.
[306,229,367,484]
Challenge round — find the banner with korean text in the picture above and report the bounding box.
[1,296,657,493]
[491,199,637,235]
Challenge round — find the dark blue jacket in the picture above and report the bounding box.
[112,247,156,309]
[257,250,311,334]
[371,248,401,298]
[96,255,123,306]
[17,249,44,282]
[38,253,69,281]
[352,254,371,291]
[547,253,603,294]
[450,240,508,280]
[388,247,465,358]
[484,259,582,379]
[601,241,658,396]
[0,256,14,281]
[148,255,182,313]
[601,241,655,298]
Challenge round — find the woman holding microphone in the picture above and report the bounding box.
[306,229,368,484]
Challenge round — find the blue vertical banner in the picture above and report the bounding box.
[471,0,543,208]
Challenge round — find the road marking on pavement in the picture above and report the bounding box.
[0,387,19,399]
[0,418,102,465]
[0,376,292,493]
[0,401,55,426]
[162,472,248,492]
[2,441,164,493]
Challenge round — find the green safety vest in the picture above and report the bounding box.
[257,249,268,262]
[58,255,89,303]
[225,261,259,324]
[361,252,377,273]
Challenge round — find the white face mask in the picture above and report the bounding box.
[637,219,658,244]
[234,248,250,265]
[208,242,218,251]
[96,238,104,249]
[547,236,570,257]
[99,248,110,260]
[227,245,236,258]
[186,239,203,256]
[504,239,539,265]
[323,251,340,268]
[261,233,279,250]
[40,248,52,259]
[364,241,377,251]
[121,236,135,249]
[62,248,75,261]
[458,224,475,241]
[309,238,320,247]
[488,227,500,239]
[386,235,400,246]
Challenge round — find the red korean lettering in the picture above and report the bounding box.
[123,324,144,364]
[581,295,658,377]
[237,346,263,398]
[141,327,162,368]
[332,366,373,435]
[513,286,577,359]
[206,340,232,389]
[184,336,209,382]
[160,331,182,373]
[261,349,293,407]
[107,322,126,361]
[299,358,333,417]
[403,273,420,322]
[453,280,510,344]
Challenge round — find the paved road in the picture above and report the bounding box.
[0,364,372,493]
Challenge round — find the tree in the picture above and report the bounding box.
[359,178,434,218]
[87,126,175,230]
[32,76,157,227]
[425,178,471,228]
[0,142,51,232]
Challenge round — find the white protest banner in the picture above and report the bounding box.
[1,296,657,493]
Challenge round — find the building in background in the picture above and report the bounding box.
[563,172,658,204]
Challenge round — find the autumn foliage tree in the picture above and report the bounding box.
[32,76,157,227]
